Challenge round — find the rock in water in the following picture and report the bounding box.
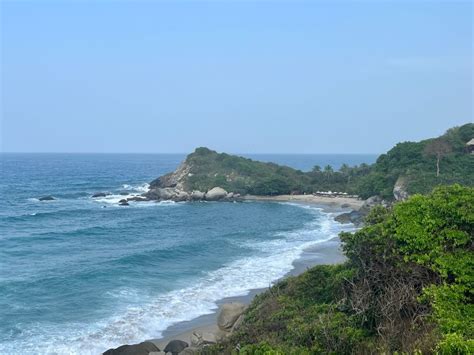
[92,192,108,198]
[204,187,228,201]
[163,339,188,355]
[118,199,129,206]
[145,187,175,201]
[38,196,55,201]
[217,302,247,331]
[103,341,159,355]
[126,196,148,202]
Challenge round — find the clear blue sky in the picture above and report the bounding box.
[1,0,472,154]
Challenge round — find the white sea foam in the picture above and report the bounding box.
[122,183,150,193]
[0,204,352,355]
[91,183,152,206]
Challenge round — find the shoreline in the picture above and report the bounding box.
[147,198,355,350]
[150,236,347,350]
[242,194,364,210]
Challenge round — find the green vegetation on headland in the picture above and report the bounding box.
[351,123,474,199]
[209,185,474,354]
[149,123,473,200]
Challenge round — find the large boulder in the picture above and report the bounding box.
[103,341,160,355]
[145,188,176,201]
[359,195,383,214]
[174,190,190,202]
[190,331,217,347]
[190,190,205,200]
[205,187,228,201]
[163,339,188,355]
[217,302,246,331]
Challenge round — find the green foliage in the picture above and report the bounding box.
[183,148,313,195]
[353,123,474,199]
[435,333,474,354]
[215,264,370,354]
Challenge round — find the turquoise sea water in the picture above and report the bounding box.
[0,153,376,354]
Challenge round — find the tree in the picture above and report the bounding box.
[423,138,452,177]
[339,163,351,175]
[324,165,334,182]
[312,165,322,173]
[324,165,333,173]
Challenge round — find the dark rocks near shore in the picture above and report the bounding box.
[108,302,247,354]
[335,195,388,227]
[335,210,363,226]
[103,341,159,355]
[163,339,189,354]
[126,196,148,202]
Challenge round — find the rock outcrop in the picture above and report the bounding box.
[217,302,247,331]
[149,161,191,190]
[335,195,387,227]
[393,176,409,201]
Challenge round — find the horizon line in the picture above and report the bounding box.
[0,151,381,156]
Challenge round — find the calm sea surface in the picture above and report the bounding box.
[0,153,376,354]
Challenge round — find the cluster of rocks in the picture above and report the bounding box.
[144,187,241,203]
[103,302,247,355]
[335,195,389,227]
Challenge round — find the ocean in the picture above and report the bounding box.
[0,153,377,354]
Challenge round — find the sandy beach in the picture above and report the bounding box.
[242,194,364,210]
